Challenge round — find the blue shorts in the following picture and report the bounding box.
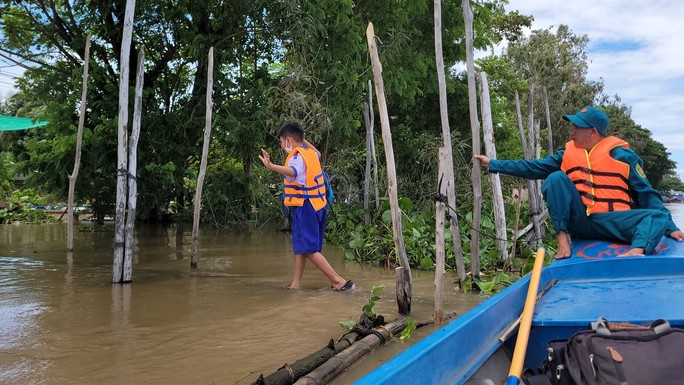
[291,199,327,254]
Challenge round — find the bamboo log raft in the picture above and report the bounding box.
[251,332,359,385]
[293,317,408,385]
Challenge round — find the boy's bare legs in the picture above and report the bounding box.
[303,252,346,289]
[556,231,572,259]
[288,254,307,289]
[289,252,346,289]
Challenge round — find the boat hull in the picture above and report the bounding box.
[354,238,684,385]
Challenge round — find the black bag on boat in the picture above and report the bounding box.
[541,339,573,385]
[563,318,684,385]
[523,339,574,385]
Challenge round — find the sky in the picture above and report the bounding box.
[1,1,683,178]
[501,0,684,179]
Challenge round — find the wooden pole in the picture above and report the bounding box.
[368,79,380,210]
[434,147,447,325]
[122,47,144,282]
[525,86,542,248]
[67,33,91,252]
[462,0,482,281]
[113,0,136,283]
[434,0,466,286]
[366,23,412,315]
[191,47,214,270]
[526,83,535,160]
[478,72,509,261]
[363,101,372,225]
[542,87,553,154]
[510,182,523,260]
[514,90,530,160]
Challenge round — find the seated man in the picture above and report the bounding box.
[474,106,684,258]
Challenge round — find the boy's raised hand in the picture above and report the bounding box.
[259,148,272,169]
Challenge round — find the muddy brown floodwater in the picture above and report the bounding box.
[1,222,486,385]
[3,203,683,384]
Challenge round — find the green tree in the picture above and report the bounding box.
[503,25,604,150]
[603,102,677,190]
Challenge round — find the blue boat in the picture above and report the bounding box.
[354,238,684,385]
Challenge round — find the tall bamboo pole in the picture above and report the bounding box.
[525,85,542,248]
[435,0,465,285]
[113,0,136,283]
[191,47,215,270]
[67,33,91,252]
[542,87,553,154]
[434,148,447,325]
[363,101,372,225]
[514,90,530,160]
[368,80,380,210]
[463,0,482,280]
[122,47,144,282]
[366,23,412,315]
[478,72,509,261]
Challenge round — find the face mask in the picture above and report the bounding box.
[284,139,293,153]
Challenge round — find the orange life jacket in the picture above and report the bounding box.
[560,136,633,214]
[283,147,327,211]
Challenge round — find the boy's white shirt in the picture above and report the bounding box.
[285,152,307,186]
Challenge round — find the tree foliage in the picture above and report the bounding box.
[2,1,681,272]
[0,0,530,223]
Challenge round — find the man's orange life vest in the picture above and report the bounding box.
[283,147,327,211]
[560,136,633,215]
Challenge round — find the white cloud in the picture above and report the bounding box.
[505,0,684,177]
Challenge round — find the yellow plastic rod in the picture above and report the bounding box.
[506,246,546,385]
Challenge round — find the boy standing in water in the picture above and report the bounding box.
[259,121,354,291]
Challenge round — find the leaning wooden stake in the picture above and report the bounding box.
[463,0,482,281]
[191,47,214,269]
[67,33,91,252]
[434,0,466,286]
[113,0,136,283]
[478,72,509,261]
[366,22,412,315]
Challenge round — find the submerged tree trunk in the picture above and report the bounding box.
[67,33,91,252]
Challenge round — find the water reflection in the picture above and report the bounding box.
[0,223,484,384]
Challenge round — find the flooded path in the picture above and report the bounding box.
[1,223,483,385]
[4,203,682,384]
